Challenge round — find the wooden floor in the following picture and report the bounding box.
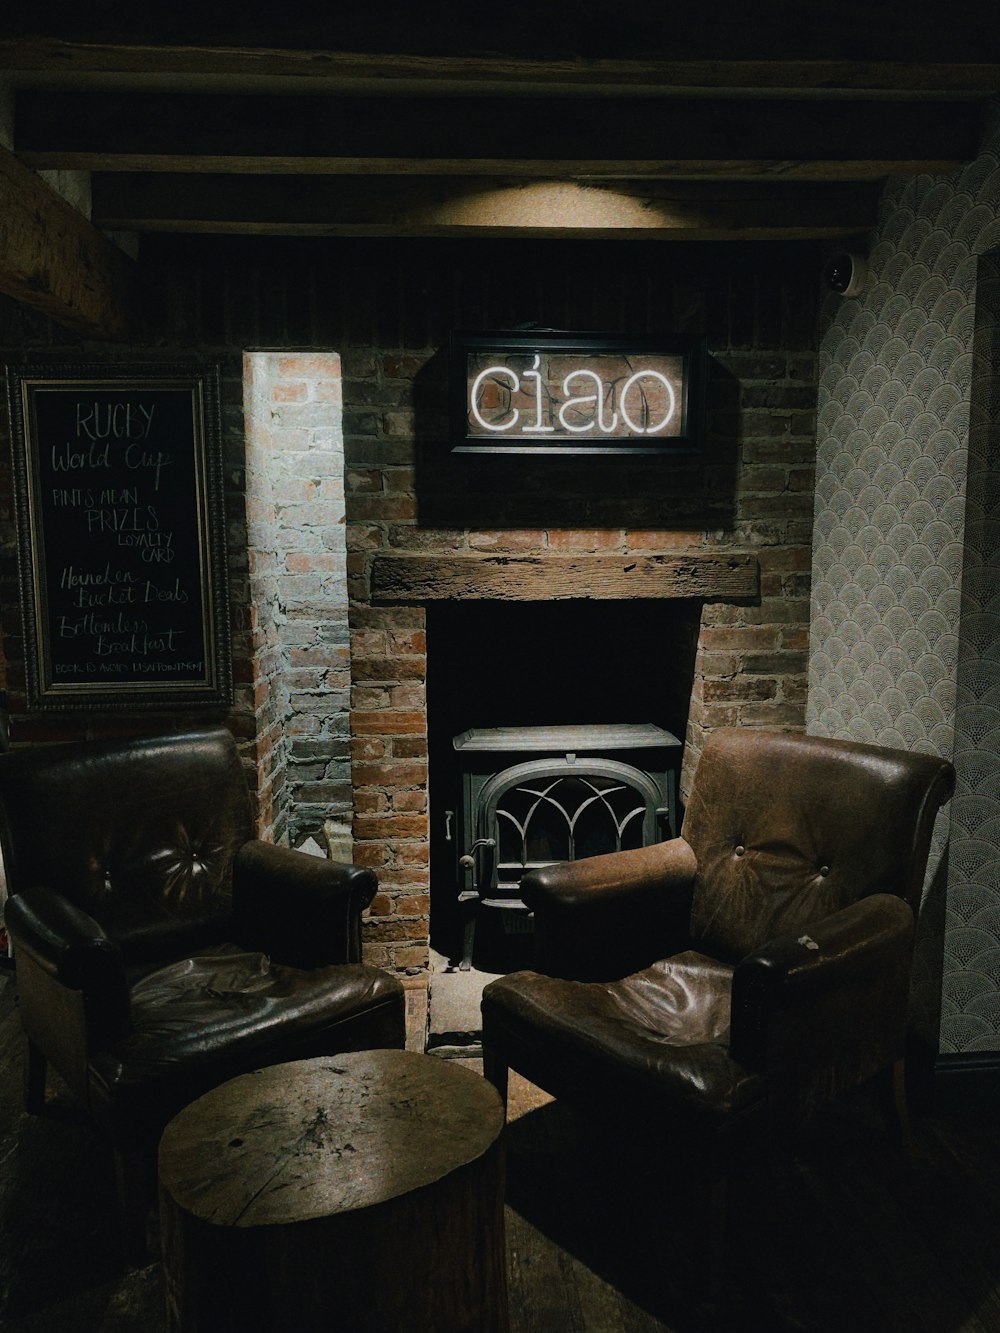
[2,970,1000,1332]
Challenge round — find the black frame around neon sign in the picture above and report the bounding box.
[449,331,706,456]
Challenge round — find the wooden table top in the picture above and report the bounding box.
[158,1049,505,1229]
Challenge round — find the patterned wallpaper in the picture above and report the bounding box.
[809,110,1000,1053]
[946,253,1000,1051]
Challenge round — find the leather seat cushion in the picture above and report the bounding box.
[88,944,404,1138]
[482,950,765,1127]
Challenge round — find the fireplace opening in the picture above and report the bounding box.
[426,599,700,971]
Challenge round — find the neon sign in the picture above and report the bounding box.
[451,333,704,455]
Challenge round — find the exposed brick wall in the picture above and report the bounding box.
[349,603,430,973]
[0,237,820,974]
[243,353,292,840]
[328,244,819,972]
[243,351,352,847]
[345,351,815,971]
[685,351,816,778]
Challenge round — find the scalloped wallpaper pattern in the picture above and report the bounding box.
[809,113,1000,1053]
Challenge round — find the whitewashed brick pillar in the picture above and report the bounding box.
[242,352,351,847]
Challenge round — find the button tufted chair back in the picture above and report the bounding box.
[0,728,254,964]
[683,728,954,965]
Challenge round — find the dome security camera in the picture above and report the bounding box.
[823,252,868,298]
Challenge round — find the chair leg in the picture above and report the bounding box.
[707,1159,729,1298]
[482,1047,509,1112]
[23,1037,47,1114]
[459,898,477,972]
[879,1058,912,1151]
[115,1146,150,1265]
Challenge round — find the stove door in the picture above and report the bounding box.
[477,757,666,911]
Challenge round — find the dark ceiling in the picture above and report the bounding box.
[2,7,996,335]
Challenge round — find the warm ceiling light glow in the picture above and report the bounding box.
[415,180,664,230]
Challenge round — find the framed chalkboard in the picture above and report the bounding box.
[6,364,232,710]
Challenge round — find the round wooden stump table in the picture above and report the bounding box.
[158,1050,508,1333]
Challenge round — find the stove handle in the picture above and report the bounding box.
[458,837,495,898]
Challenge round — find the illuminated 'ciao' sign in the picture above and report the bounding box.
[472,355,676,436]
[451,334,701,455]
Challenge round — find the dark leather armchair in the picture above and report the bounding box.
[481,729,955,1272]
[0,727,405,1254]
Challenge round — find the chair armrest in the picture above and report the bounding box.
[521,838,697,981]
[730,893,914,1118]
[5,885,130,1044]
[232,840,378,967]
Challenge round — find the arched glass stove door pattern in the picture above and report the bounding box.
[457,757,667,970]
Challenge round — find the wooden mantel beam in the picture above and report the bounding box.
[371,552,760,602]
[0,144,134,339]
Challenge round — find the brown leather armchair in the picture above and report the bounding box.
[0,727,405,1255]
[481,729,955,1272]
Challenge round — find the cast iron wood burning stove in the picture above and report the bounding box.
[449,723,682,970]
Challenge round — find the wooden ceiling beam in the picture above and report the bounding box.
[0,144,134,339]
[37,154,960,182]
[17,93,981,180]
[91,174,878,240]
[2,39,1000,97]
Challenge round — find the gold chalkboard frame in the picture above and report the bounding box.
[6,363,232,711]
